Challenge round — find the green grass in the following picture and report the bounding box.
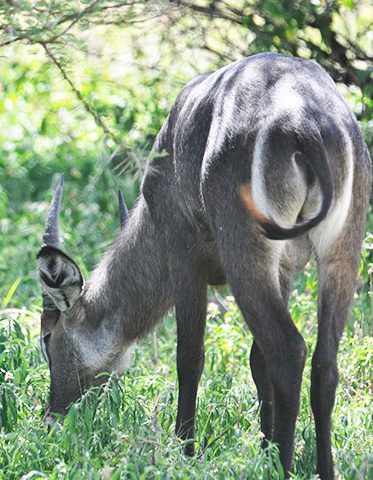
[0,285,372,479]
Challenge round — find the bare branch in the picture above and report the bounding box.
[46,0,102,43]
[0,35,22,47]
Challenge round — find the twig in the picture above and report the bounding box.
[41,42,142,173]
[0,35,22,47]
[41,42,123,147]
[46,0,102,44]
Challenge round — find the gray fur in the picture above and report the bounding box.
[37,53,371,479]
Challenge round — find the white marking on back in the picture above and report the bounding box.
[272,76,305,121]
[204,88,236,160]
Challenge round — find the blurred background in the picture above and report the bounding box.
[0,0,372,330]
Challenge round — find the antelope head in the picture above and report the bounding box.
[37,176,131,422]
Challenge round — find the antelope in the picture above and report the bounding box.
[37,53,371,479]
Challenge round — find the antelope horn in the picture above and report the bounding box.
[43,174,64,247]
[41,174,64,313]
[118,189,129,229]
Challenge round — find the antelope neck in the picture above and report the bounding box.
[81,197,173,342]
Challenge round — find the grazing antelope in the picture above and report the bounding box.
[37,53,371,479]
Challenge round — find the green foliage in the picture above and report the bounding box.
[1,1,372,131]
[0,1,158,46]
[0,301,372,479]
[170,1,373,127]
[0,41,181,303]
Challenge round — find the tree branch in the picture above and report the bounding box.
[0,35,22,47]
[41,42,124,146]
[41,40,143,173]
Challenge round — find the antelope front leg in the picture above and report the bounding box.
[174,273,207,456]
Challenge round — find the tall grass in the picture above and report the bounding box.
[0,283,371,479]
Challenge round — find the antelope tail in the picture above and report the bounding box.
[241,136,334,240]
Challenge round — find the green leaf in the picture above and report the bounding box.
[338,0,356,9]
[3,277,22,307]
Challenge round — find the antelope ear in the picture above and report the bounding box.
[37,245,83,312]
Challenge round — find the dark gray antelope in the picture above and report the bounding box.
[37,53,371,479]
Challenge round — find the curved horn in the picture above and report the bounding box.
[43,174,64,247]
[118,189,129,229]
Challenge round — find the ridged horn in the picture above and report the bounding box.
[43,174,64,247]
[118,189,129,229]
[41,174,64,313]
